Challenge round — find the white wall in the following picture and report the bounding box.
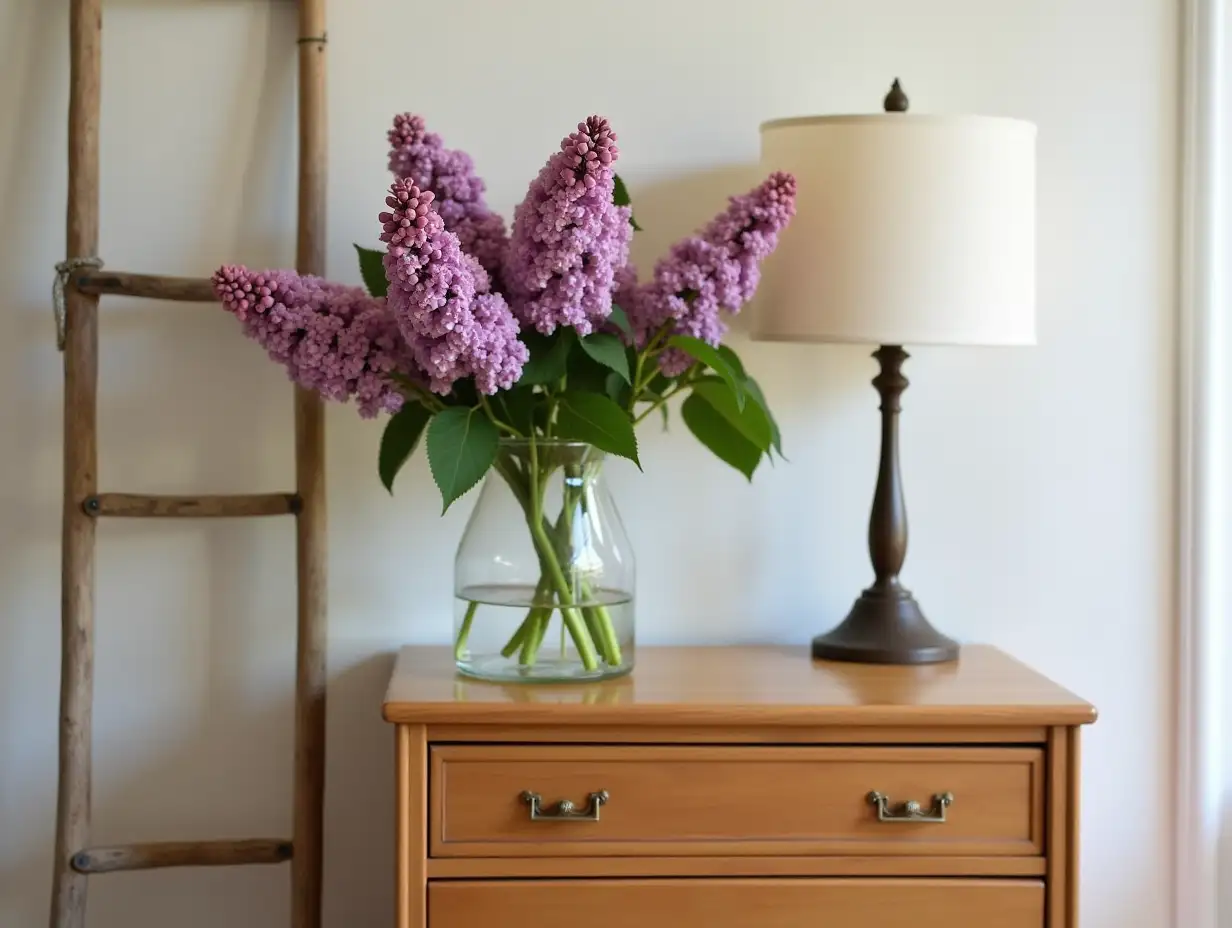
[0,1,1176,926]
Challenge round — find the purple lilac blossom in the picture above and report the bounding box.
[211,265,411,418]
[380,177,527,395]
[503,115,633,336]
[625,171,797,375]
[387,113,509,286]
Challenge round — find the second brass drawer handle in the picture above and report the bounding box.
[520,789,609,822]
[867,790,954,823]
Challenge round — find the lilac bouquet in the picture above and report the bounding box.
[212,113,796,674]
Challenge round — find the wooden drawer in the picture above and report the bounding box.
[430,745,1043,858]
[428,878,1045,928]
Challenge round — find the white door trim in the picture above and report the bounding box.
[1175,2,1226,927]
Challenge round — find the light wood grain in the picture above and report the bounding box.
[73,270,215,302]
[291,3,328,927]
[1068,726,1082,927]
[71,839,291,874]
[397,726,427,928]
[428,878,1046,928]
[1047,726,1069,928]
[384,645,1097,727]
[425,723,1048,744]
[50,2,101,926]
[426,855,1048,879]
[431,744,1042,859]
[86,493,298,518]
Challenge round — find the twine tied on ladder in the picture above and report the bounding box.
[51,256,104,351]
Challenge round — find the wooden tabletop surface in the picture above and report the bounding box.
[382,645,1096,727]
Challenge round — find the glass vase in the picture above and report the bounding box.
[453,439,635,683]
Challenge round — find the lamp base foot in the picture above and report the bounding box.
[811,587,959,665]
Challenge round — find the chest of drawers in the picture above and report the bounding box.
[383,645,1095,928]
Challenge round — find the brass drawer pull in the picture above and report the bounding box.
[867,791,954,823]
[520,790,609,822]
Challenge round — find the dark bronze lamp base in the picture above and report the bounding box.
[814,343,962,666]
[811,586,959,665]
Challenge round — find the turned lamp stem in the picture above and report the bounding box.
[868,345,909,593]
[811,345,958,664]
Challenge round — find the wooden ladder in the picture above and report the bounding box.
[48,1,329,926]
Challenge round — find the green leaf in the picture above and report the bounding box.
[496,386,538,435]
[565,342,610,395]
[659,403,670,432]
[578,333,631,384]
[378,402,433,494]
[667,335,746,409]
[517,329,574,386]
[646,371,674,396]
[425,407,500,513]
[608,304,633,337]
[612,173,633,207]
[680,393,761,481]
[555,391,641,468]
[354,244,388,298]
[605,370,631,407]
[691,378,773,453]
[612,174,644,231]
[716,344,746,380]
[744,376,784,459]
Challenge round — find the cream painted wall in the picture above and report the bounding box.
[0,1,1176,926]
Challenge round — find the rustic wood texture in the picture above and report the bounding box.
[425,855,1048,880]
[291,3,328,927]
[86,493,299,518]
[424,723,1049,745]
[50,2,102,926]
[73,270,215,302]
[397,726,427,928]
[430,745,1044,859]
[383,645,1098,727]
[71,839,292,874]
[51,0,332,925]
[428,879,1046,928]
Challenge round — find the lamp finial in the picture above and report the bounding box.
[884,79,909,113]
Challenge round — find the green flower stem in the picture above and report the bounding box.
[558,474,621,667]
[526,510,598,670]
[454,599,479,661]
[479,449,622,673]
[518,607,551,665]
[500,576,552,660]
[478,393,523,438]
[586,602,622,665]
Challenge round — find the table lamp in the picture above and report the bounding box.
[752,80,1036,664]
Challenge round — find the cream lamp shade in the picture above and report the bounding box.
[752,113,1037,346]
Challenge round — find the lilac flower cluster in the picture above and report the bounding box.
[503,116,633,336]
[380,177,527,395]
[387,113,508,285]
[211,265,409,418]
[622,171,797,375]
[213,113,795,424]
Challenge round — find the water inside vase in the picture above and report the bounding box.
[454,582,634,683]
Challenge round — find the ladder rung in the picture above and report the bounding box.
[85,493,301,518]
[71,839,293,874]
[74,269,216,302]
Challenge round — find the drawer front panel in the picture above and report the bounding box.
[428,878,1045,928]
[430,745,1043,858]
